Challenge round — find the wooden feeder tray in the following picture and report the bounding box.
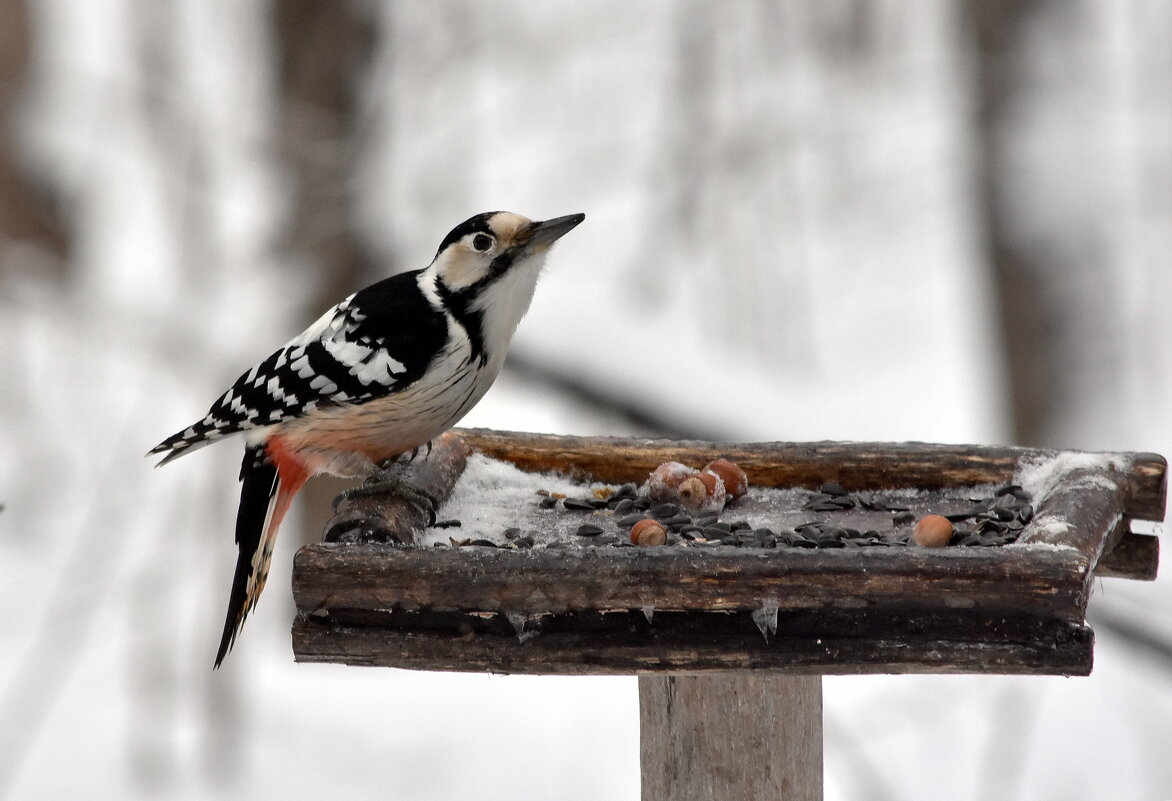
[291,429,1165,677]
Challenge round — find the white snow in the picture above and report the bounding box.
[420,453,604,546]
[1016,451,1129,503]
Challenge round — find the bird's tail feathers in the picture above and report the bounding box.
[214,442,309,668]
[149,419,237,467]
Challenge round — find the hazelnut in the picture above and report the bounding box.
[630,518,668,546]
[678,470,727,512]
[911,514,953,547]
[647,461,698,503]
[703,458,749,500]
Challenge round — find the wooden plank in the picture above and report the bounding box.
[293,542,1089,623]
[640,675,822,801]
[1015,461,1135,607]
[320,431,469,544]
[455,429,1167,521]
[1124,453,1168,522]
[1095,532,1160,580]
[291,609,1095,676]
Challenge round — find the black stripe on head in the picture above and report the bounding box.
[434,212,504,257]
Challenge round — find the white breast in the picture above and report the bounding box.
[472,250,547,374]
[268,318,496,477]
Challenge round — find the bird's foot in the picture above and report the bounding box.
[335,466,438,526]
[376,440,434,469]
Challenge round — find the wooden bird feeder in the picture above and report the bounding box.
[291,429,1165,801]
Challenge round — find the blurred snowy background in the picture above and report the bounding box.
[1,1,1170,799]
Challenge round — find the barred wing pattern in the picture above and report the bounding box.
[149,270,449,464]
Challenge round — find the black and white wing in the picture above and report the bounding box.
[149,270,449,464]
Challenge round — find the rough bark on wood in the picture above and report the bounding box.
[1017,462,1133,614]
[294,431,1159,675]
[456,429,1167,522]
[1095,533,1159,581]
[321,431,469,545]
[639,675,822,801]
[294,544,1088,621]
[291,610,1094,676]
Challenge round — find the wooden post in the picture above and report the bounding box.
[640,675,823,801]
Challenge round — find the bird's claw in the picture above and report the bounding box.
[334,469,438,526]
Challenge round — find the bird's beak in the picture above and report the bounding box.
[523,213,586,249]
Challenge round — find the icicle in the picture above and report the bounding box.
[751,598,780,640]
[505,612,539,643]
[642,604,655,624]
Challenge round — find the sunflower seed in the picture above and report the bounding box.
[650,503,680,518]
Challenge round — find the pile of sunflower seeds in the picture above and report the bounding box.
[434,478,1034,550]
[524,481,1035,550]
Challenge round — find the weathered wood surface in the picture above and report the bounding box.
[321,431,469,544]
[1016,460,1132,605]
[291,430,1162,674]
[640,675,822,801]
[293,543,1089,621]
[292,608,1094,676]
[456,429,1167,522]
[1096,532,1159,581]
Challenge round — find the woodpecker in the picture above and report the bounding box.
[150,211,585,667]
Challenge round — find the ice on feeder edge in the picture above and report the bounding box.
[752,598,780,639]
[506,612,541,643]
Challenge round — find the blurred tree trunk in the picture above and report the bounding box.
[272,0,383,311]
[967,0,1127,448]
[270,0,383,538]
[0,0,70,272]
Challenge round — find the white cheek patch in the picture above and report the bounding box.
[435,248,491,290]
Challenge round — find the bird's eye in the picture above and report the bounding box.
[471,233,494,252]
